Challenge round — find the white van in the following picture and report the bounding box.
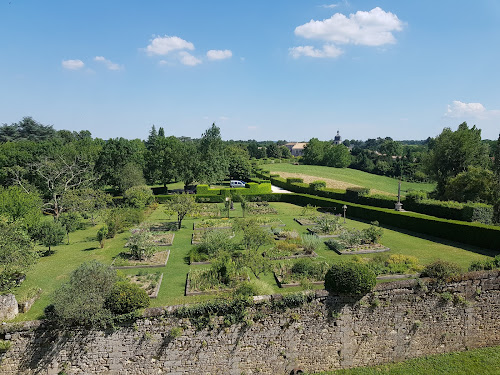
[230,180,246,188]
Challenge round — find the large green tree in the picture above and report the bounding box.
[197,124,228,185]
[426,122,490,197]
[323,144,352,168]
[227,146,252,180]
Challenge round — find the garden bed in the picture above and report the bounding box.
[111,250,170,269]
[306,227,341,238]
[264,249,318,260]
[254,217,285,228]
[332,245,390,255]
[273,259,329,288]
[185,269,248,296]
[246,201,278,215]
[152,232,174,246]
[294,217,318,226]
[149,222,178,231]
[274,273,324,288]
[127,271,164,298]
[193,218,233,231]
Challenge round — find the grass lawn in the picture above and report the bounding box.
[260,163,435,196]
[310,345,500,375]
[11,202,497,322]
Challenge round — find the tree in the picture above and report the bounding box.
[97,225,108,248]
[0,186,42,234]
[227,146,252,180]
[48,261,117,327]
[123,185,154,208]
[443,166,496,203]
[0,222,37,293]
[279,145,292,159]
[0,117,56,143]
[176,140,200,188]
[493,134,500,223]
[323,144,352,168]
[116,162,146,193]
[197,124,229,184]
[426,122,490,197]
[266,143,281,158]
[378,140,403,157]
[126,226,157,260]
[61,187,112,225]
[164,193,197,229]
[303,138,327,165]
[59,211,82,244]
[37,220,65,253]
[235,218,273,253]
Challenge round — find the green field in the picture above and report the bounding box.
[261,163,436,196]
[12,201,496,322]
[311,345,500,375]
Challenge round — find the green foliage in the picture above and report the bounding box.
[123,185,154,208]
[0,339,12,352]
[61,187,112,225]
[127,226,157,260]
[234,279,274,298]
[286,177,304,184]
[37,220,66,252]
[309,180,327,191]
[0,222,37,293]
[421,260,462,281]
[360,254,422,275]
[324,262,376,297]
[194,229,234,258]
[0,186,42,233]
[227,146,252,180]
[468,255,500,271]
[105,281,150,315]
[197,123,229,185]
[301,234,323,253]
[345,187,371,199]
[96,225,108,248]
[59,211,82,244]
[443,166,497,204]
[164,193,197,229]
[48,260,117,328]
[105,207,144,238]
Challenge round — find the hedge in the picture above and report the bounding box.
[195,182,272,196]
[276,193,500,251]
[255,170,494,224]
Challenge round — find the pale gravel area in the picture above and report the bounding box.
[274,172,394,196]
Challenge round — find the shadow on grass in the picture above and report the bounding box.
[351,217,499,258]
[82,246,99,251]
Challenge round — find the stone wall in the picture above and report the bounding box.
[0,294,18,322]
[1,270,499,375]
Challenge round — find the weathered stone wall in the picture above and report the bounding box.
[0,294,18,322]
[1,271,499,375]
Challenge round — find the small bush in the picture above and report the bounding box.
[234,279,274,297]
[0,339,12,352]
[123,185,154,208]
[105,281,150,315]
[324,262,376,297]
[309,180,327,191]
[286,177,304,184]
[421,260,462,281]
[301,234,323,253]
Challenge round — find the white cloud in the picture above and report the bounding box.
[179,51,202,66]
[94,56,122,71]
[295,7,404,46]
[62,59,84,70]
[145,35,194,56]
[321,4,339,9]
[207,49,233,60]
[445,101,500,119]
[289,44,343,58]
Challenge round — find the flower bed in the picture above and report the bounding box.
[306,227,341,238]
[152,232,174,246]
[189,203,221,218]
[294,217,318,226]
[253,216,285,228]
[185,268,248,296]
[111,250,170,269]
[149,222,178,231]
[273,259,329,288]
[193,218,233,230]
[246,201,278,215]
[127,271,164,298]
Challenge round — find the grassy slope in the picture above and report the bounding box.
[311,346,500,375]
[12,202,497,322]
[261,164,435,195]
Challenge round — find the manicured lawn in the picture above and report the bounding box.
[310,345,500,375]
[260,163,435,196]
[11,202,497,322]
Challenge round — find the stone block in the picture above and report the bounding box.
[0,294,18,321]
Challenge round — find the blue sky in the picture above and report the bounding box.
[1,0,499,141]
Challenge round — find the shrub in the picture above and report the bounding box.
[286,177,304,184]
[325,239,346,252]
[345,187,370,200]
[96,225,108,248]
[309,180,326,191]
[127,226,157,260]
[405,190,428,202]
[234,279,274,297]
[361,221,384,243]
[324,262,376,297]
[421,260,462,281]
[105,281,150,315]
[301,234,323,253]
[196,229,234,257]
[123,185,154,208]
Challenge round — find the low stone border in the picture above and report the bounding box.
[149,273,164,299]
[294,218,317,226]
[334,247,390,255]
[274,273,324,288]
[111,250,170,269]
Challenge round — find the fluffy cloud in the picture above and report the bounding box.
[445,101,500,119]
[207,49,232,60]
[94,56,122,71]
[179,51,202,66]
[321,4,339,9]
[289,44,343,58]
[62,59,84,70]
[295,7,403,46]
[145,35,194,56]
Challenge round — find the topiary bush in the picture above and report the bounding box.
[324,262,376,297]
[421,260,462,281]
[105,281,150,315]
[309,180,327,191]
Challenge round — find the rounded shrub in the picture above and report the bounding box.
[421,260,462,281]
[234,279,274,298]
[324,262,376,297]
[105,281,150,315]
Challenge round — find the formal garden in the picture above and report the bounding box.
[9,196,499,323]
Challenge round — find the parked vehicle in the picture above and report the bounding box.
[230,180,246,188]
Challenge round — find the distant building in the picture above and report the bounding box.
[285,142,308,157]
[333,130,342,145]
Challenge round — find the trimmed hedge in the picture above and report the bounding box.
[195,182,272,196]
[324,262,376,297]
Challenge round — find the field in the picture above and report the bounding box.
[311,345,500,375]
[12,201,497,322]
[260,163,436,196]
